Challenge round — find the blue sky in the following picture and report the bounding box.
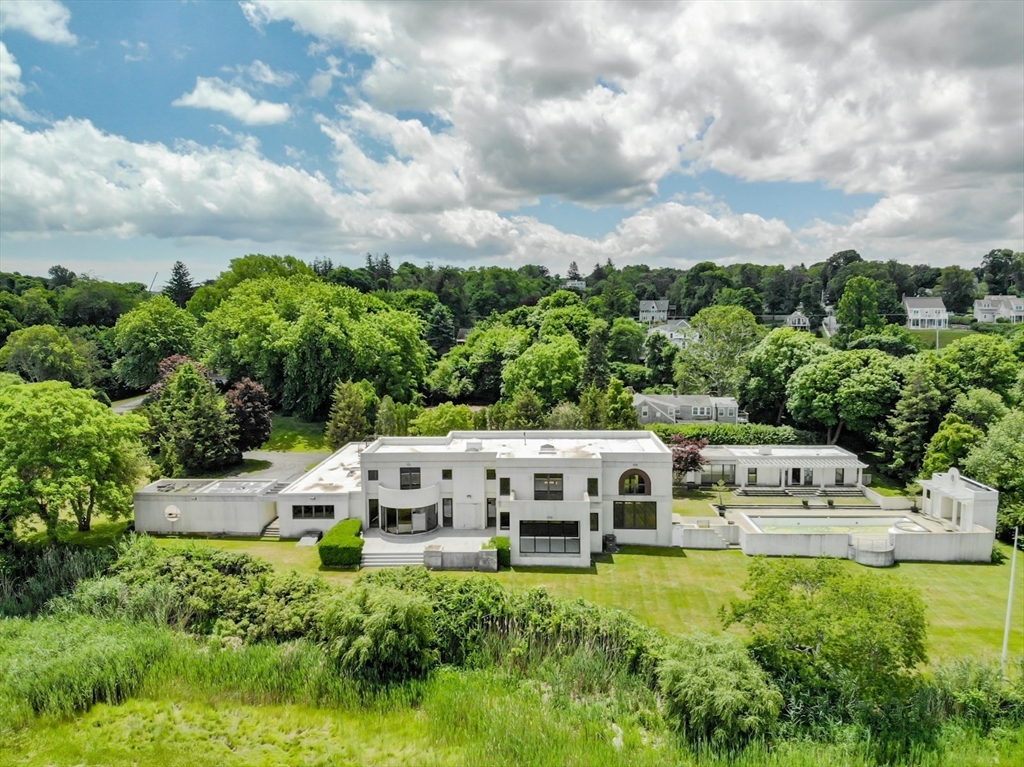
[1,1,1021,282]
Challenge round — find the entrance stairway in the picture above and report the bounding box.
[361,550,425,568]
[260,517,280,540]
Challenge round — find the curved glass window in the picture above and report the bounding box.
[383,503,438,534]
[619,469,651,495]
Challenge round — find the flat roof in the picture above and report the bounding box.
[701,444,867,468]
[363,430,669,459]
[281,441,365,495]
[138,478,278,495]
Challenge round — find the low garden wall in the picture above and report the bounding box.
[861,486,914,510]
[424,547,498,572]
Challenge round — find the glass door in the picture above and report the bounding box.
[486,498,496,527]
[442,498,453,527]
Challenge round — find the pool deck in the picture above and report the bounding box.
[725,507,950,535]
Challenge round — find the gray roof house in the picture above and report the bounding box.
[645,318,696,350]
[633,393,747,425]
[786,310,810,330]
[973,295,1024,324]
[903,296,948,329]
[639,300,670,324]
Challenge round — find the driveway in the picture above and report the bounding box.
[111,395,147,414]
[241,450,331,483]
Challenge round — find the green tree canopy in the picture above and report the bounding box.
[950,388,1009,432]
[326,380,372,449]
[58,279,145,327]
[741,328,833,424]
[501,334,582,408]
[921,414,984,476]
[604,377,639,429]
[879,367,944,483]
[963,409,1024,508]
[0,324,91,387]
[941,334,1019,400]
[938,266,977,314]
[0,381,148,541]
[429,324,534,402]
[408,402,474,436]
[424,303,457,357]
[834,275,887,339]
[506,388,545,429]
[673,305,765,398]
[606,317,645,364]
[113,296,198,390]
[786,349,902,444]
[163,261,197,309]
[714,286,763,317]
[643,331,677,387]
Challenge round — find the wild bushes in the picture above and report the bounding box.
[318,518,364,568]
[0,543,115,617]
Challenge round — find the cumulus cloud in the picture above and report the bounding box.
[226,59,296,88]
[0,42,37,121]
[172,77,291,125]
[0,0,76,45]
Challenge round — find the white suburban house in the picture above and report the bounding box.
[686,444,867,489]
[645,319,695,350]
[638,300,670,324]
[135,431,674,569]
[633,393,747,425]
[903,296,949,329]
[785,310,811,330]
[563,279,587,291]
[973,295,1024,323]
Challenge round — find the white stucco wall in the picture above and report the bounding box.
[740,529,850,558]
[893,530,994,562]
[134,496,277,536]
[276,491,356,538]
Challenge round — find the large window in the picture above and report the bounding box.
[293,504,335,519]
[400,467,421,490]
[587,477,599,497]
[619,469,650,495]
[499,477,511,496]
[701,464,736,485]
[534,473,564,500]
[383,503,437,534]
[519,521,580,555]
[613,501,657,529]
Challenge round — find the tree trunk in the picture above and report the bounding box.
[828,420,845,445]
[775,400,786,425]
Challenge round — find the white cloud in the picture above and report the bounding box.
[227,59,296,88]
[0,0,76,45]
[120,40,149,62]
[172,77,291,125]
[0,42,38,121]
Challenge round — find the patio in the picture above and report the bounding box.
[362,526,497,555]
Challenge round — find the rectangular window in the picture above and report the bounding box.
[400,467,421,490]
[590,512,599,532]
[835,468,845,486]
[728,408,735,417]
[613,501,658,530]
[534,473,564,500]
[500,511,510,530]
[641,406,648,418]
[587,477,599,497]
[519,520,580,556]
[368,499,379,528]
[442,469,452,480]
[747,468,757,485]
[499,477,510,496]
[487,498,496,527]
[292,505,336,520]
[442,498,453,527]
[367,469,378,481]
[701,464,736,485]
[486,468,497,480]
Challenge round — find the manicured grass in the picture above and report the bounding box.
[151,536,1024,663]
[908,328,977,349]
[17,519,131,548]
[263,414,329,452]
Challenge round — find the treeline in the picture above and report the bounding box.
[2,538,1022,763]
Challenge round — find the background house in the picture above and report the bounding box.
[639,300,670,324]
[973,295,1024,323]
[634,393,747,425]
[785,310,810,330]
[903,296,948,329]
[645,318,695,350]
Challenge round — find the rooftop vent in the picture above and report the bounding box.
[466,439,483,452]
[758,445,772,455]
[540,443,556,454]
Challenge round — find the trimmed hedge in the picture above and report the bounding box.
[484,536,510,568]
[647,422,815,445]
[318,519,364,568]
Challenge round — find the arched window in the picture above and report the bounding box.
[619,469,651,495]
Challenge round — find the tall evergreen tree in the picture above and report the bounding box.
[326,380,370,449]
[163,261,197,308]
[880,371,944,483]
[643,332,677,387]
[578,385,607,429]
[604,377,639,429]
[567,261,582,281]
[425,303,456,356]
[506,388,544,429]
[375,394,399,436]
[581,322,610,390]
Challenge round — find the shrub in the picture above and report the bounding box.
[316,584,438,685]
[930,657,1024,730]
[318,518,364,568]
[0,543,116,617]
[647,422,814,445]
[485,536,510,568]
[658,632,782,750]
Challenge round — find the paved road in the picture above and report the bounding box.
[111,395,147,414]
[242,450,331,483]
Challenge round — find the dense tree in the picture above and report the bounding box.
[506,388,545,429]
[163,261,197,309]
[938,266,977,314]
[580,320,611,390]
[424,303,457,357]
[47,265,77,289]
[741,328,833,424]
[834,276,886,338]
[668,435,709,475]
[374,395,421,437]
[58,279,145,328]
[604,377,639,429]
[673,306,765,398]
[225,378,273,452]
[148,362,239,475]
[578,385,607,429]
[16,288,59,327]
[0,381,148,541]
[502,334,582,408]
[566,261,582,281]
[950,388,1009,432]
[714,286,763,317]
[845,324,923,357]
[786,349,901,443]
[673,262,734,317]
[186,254,315,317]
[879,369,944,483]
[941,335,1019,400]
[963,409,1024,510]
[607,317,645,364]
[429,324,533,402]
[0,309,20,345]
[379,289,440,322]
[643,331,677,387]
[113,296,198,390]
[921,414,984,476]
[0,325,91,386]
[724,557,927,704]
[546,401,583,429]
[976,249,1022,295]
[409,402,474,436]
[325,381,371,449]
[796,282,825,329]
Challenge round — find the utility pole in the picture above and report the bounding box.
[1002,525,1019,678]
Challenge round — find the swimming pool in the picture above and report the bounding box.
[745,515,928,535]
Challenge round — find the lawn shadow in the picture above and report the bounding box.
[508,564,600,575]
[616,545,688,558]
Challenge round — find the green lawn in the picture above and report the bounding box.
[151,535,1024,664]
[263,414,329,452]
[908,328,977,349]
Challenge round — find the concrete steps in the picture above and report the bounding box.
[361,551,425,568]
[260,517,280,540]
